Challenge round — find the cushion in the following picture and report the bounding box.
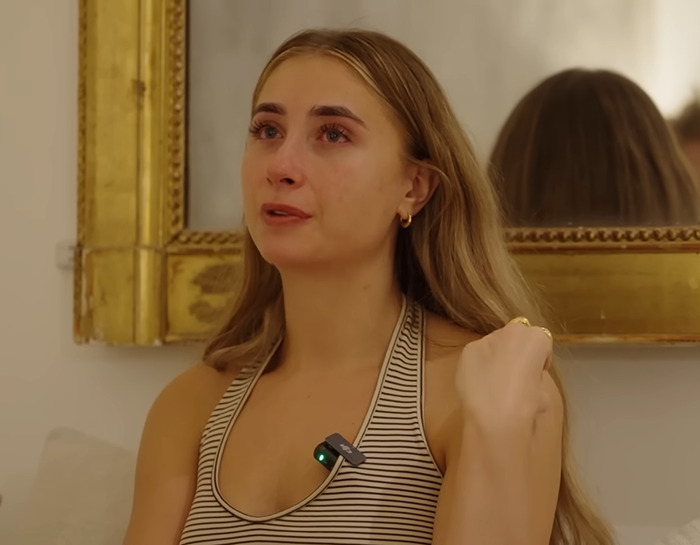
[11,427,136,545]
[657,519,700,545]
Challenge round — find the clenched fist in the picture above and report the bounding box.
[455,317,556,434]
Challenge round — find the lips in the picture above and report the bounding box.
[261,203,311,219]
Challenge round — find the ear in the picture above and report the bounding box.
[397,161,440,218]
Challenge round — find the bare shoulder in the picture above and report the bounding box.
[136,361,235,489]
[423,312,480,474]
[123,363,238,545]
[424,312,481,361]
[148,362,237,429]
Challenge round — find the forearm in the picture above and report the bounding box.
[432,423,540,545]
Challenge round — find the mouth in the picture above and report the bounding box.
[261,203,311,219]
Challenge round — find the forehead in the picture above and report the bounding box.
[255,54,392,121]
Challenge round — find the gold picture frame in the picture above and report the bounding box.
[75,0,700,345]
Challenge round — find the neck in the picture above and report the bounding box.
[277,262,404,373]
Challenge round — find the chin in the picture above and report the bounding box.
[255,240,323,271]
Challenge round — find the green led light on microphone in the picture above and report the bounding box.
[313,433,366,471]
[313,442,338,470]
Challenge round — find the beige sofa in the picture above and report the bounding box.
[657,519,700,545]
[10,427,135,545]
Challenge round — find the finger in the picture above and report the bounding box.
[539,327,554,371]
[543,352,553,372]
[508,316,531,327]
[537,378,553,415]
[502,319,553,370]
[537,370,559,416]
[522,325,553,372]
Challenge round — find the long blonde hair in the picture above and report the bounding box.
[204,29,615,545]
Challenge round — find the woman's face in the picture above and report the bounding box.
[241,54,416,272]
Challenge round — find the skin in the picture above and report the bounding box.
[123,55,563,545]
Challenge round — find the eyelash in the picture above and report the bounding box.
[247,121,350,143]
[318,123,349,143]
[248,120,275,138]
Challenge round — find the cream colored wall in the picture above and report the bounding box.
[0,2,699,545]
[651,0,700,113]
[559,348,700,544]
[0,1,195,542]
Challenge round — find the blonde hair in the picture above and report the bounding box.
[204,29,614,545]
[489,69,700,227]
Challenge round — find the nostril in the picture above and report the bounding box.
[282,178,294,185]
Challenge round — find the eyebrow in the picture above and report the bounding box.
[310,105,366,127]
[253,102,285,116]
[252,102,366,128]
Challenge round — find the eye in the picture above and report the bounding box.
[249,120,281,140]
[319,123,349,144]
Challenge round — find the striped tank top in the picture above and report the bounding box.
[179,298,444,544]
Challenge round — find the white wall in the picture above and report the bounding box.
[559,347,700,544]
[0,2,699,545]
[0,2,196,542]
[650,0,700,114]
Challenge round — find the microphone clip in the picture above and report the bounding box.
[313,433,366,470]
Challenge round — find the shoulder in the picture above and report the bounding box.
[424,312,480,362]
[423,312,480,473]
[146,362,238,433]
[123,363,240,543]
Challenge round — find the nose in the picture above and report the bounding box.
[266,135,305,187]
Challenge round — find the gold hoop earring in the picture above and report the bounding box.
[399,213,412,228]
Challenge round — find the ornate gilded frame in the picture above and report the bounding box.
[75,0,700,345]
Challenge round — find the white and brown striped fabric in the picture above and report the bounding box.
[179,298,443,544]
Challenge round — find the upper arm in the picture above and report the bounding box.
[123,364,233,545]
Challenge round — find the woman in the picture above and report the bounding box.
[124,30,614,545]
[489,68,700,228]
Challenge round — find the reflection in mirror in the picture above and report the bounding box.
[186,0,700,231]
[672,97,700,185]
[489,69,700,227]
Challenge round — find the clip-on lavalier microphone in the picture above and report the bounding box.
[313,433,366,470]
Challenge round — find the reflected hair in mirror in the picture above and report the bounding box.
[490,68,700,227]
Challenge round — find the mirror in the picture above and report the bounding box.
[75,0,700,345]
[186,0,700,231]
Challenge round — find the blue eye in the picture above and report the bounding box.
[248,121,280,139]
[320,123,348,143]
[326,128,342,142]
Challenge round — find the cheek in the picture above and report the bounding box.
[326,168,400,228]
[240,152,260,211]
[367,157,409,213]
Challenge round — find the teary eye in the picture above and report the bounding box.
[319,123,349,144]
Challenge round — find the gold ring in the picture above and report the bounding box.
[509,316,531,327]
[510,317,553,341]
[540,327,553,341]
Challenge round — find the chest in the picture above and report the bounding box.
[217,368,382,517]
